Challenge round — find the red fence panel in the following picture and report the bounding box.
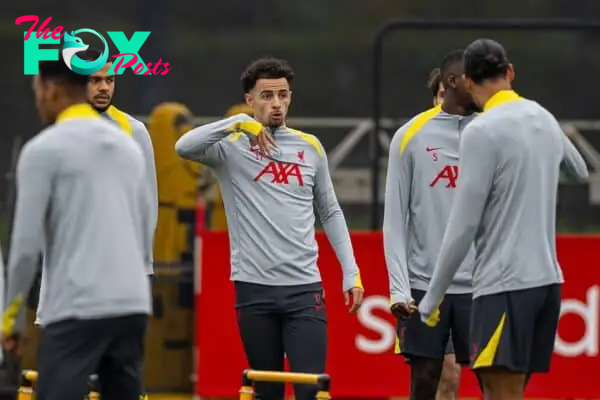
[195,232,600,398]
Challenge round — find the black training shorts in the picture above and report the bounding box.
[397,289,471,365]
[470,284,561,374]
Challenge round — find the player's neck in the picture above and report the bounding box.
[55,97,88,117]
[479,80,512,110]
[441,94,469,116]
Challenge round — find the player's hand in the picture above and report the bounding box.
[345,287,364,313]
[417,295,442,327]
[1,333,21,354]
[420,306,441,327]
[390,300,417,321]
[257,128,277,157]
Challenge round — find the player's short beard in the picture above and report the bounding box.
[91,96,112,113]
[266,115,286,130]
[267,121,284,130]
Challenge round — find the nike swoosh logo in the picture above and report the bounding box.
[426,146,442,152]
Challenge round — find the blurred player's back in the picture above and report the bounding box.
[468,96,567,296]
[36,116,151,325]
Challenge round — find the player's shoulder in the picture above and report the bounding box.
[476,97,555,132]
[90,116,130,136]
[105,105,147,136]
[523,99,559,124]
[85,116,142,147]
[17,135,53,170]
[391,105,442,154]
[119,109,155,151]
[21,126,59,158]
[284,126,325,157]
[118,108,141,123]
[398,105,442,131]
[461,114,490,139]
[20,118,109,161]
[122,110,148,132]
[479,97,539,121]
[459,115,500,152]
[40,117,117,142]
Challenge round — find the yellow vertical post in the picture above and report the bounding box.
[315,374,331,400]
[238,369,254,400]
[17,370,37,400]
[87,374,100,399]
[16,383,33,400]
[147,102,197,264]
[146,103,197,390]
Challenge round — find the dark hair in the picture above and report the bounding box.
[426,68,442,97]
[241,57,294,93]
[464,39,510,84]
[38,55,88,89]
[440,49,464,84]
[78,47,110,63]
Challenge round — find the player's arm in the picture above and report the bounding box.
[175,114,263,167]
[383,128,413,313]
[133,123,159,276]
[2,141,54,338]
[419,123,495,324]
[135,151,156,281]
[313,144,363,311]
[560,133,588,182]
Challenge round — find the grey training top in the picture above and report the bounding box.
[4,104,152,329]
[384,105,477,306]
[34,105,158,327]
[175,114,362,291]
[420,90,588,318]
[102,105,158,274]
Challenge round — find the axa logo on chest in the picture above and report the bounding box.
[431,165,459,188]
[16,15,172,75]
[254,161,305,186]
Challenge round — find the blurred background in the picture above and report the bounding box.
[2,1,600,399]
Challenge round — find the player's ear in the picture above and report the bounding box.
[507,64,515,83]
[463,76,473,93]
[244,92,253,108]
[447,74,458,89]
[46,81,61,102]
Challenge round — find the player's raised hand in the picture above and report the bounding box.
[390,300,417,321]
[345,287,364,313]
[257,128,277,157]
